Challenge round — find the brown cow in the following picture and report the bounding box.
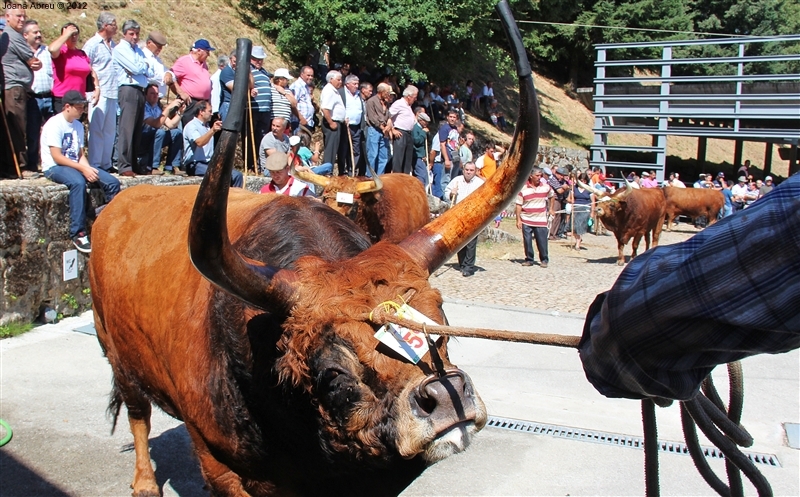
[581,181,666,265]
[292,169,431,243]
[663,186,724,230]
[88,5,540,495]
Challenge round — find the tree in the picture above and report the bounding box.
[238,0,498,81]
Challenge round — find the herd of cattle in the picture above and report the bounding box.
[581,181,724,265]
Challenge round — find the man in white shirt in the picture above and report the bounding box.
[444,162,485,276]
[289,65,315,131]
[320,70,346,174]
[340,74,364,176]
[41,91,120,253]
[83,12,118,173]
[210,54,230,115]
[23,19,53,169]
[141,31,167,97]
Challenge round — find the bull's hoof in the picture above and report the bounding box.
[131,482,160,497]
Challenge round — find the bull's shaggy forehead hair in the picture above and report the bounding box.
[275,242,444,391]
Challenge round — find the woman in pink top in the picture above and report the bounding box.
[49,23,99,112]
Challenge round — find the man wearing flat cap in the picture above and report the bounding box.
[548,166,571,240]
[41,90,120,253]
[167,38,214,128]
[412,108,431,187]
[142,31,167,97]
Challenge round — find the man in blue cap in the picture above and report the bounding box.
[166,38,215,128]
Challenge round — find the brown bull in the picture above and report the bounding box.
[88,6,540,495]
[663,186,724,230]
[581,181,666,265]
[292,169,430,243]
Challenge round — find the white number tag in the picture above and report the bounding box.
[374,304,439,364]
[336,192,354,204]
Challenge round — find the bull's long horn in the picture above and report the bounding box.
[188,38,297,312]
[578,180,606,197]
[356,164,383,193]
[399,0,539,274]
[291,163,330,188]
[618,176,635,199]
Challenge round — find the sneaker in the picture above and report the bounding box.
[72,232,91,253]
[21,170,42,179]
[149,169,164,176]
[540,261,548,268]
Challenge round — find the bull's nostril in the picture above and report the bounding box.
[414,388,437,416]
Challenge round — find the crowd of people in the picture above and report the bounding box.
[1,7,514,256]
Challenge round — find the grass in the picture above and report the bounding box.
[0,322,34,339]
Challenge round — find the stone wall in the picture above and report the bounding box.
[0,174,270,325]
[0,144,588,324]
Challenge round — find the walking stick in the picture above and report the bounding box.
[243,133,248,189]
[347,125,356,177]
[424,134,432,195]
[0,96,23,178]
[248,95,257,175]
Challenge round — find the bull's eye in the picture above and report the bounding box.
[317,367,361,420]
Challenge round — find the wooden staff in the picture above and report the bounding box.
[0,96,22,178]
[347,124,356,177]
[243,133,248,189]
[248,96,257,175]
[424,134,432,195]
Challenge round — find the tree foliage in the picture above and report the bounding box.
[238,0,799,86]
[238,0,498,81]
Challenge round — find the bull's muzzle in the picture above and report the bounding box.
[411,369,484,432]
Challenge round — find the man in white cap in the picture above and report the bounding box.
[287,134,332,176]
[245,45,272,172]
[271,68,297,122]
[259,151,316,197]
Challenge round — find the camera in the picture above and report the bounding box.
[167,99,183,119]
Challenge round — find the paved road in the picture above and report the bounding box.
[431,222,700,314]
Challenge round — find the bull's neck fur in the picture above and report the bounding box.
[205,241,438,495]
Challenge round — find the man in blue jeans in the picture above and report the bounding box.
[41,90,120,253]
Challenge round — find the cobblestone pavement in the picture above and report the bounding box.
[430,222,699,316]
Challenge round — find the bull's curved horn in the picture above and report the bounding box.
[399,0,539,273]
[291,163,331,188]
[578,180,607,197]
[356,164,383,193]
[618,176,635,199]
[188,38,297,312]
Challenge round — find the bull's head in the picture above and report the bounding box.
[292,164,384,220]
[188,0,538,468]
[580,180,633,220]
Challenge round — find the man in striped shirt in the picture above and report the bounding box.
[516,167,553,268]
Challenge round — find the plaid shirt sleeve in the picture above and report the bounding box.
[579,174,800,401]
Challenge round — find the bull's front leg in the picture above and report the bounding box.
[630,234,644,260]
[129,405,160,497]
[185,425,250,497]
[616,238,626,266]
